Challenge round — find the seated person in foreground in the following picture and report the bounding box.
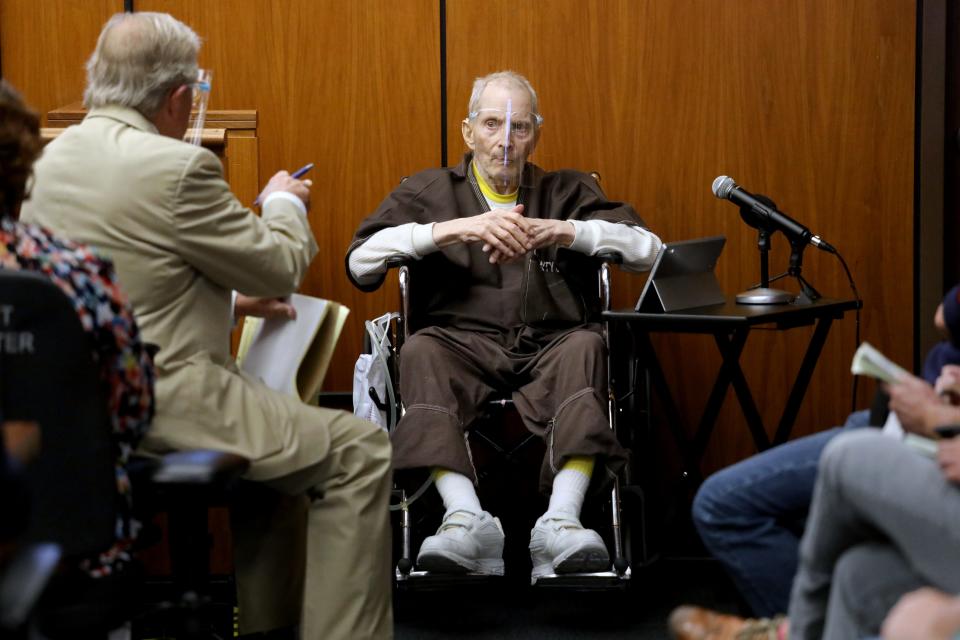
[0,79,155,577]
[671,362,960,640]
[669,286,960,640]
[22,14,392,639]
[787,391,960,639]
[346,70,662,577]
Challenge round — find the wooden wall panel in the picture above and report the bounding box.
[0,0,122,124]
[447,0,915,472]
[1,0,917,476]
[139,0,441,391]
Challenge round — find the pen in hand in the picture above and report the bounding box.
[254,162,314,206]
[290,163,315,180]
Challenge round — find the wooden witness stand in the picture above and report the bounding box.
[42,102,260,207]
[41,103,261,578]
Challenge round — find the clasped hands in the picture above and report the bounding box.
[433,205,575,264]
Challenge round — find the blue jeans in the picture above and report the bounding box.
[691,410,869,617]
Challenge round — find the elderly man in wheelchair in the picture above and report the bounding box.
[346,70,662,581]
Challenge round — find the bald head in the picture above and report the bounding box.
[84,12,200,117]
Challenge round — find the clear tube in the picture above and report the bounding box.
[187,69,212,146]
[501,97,512,190]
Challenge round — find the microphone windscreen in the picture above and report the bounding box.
[712,175,735,199]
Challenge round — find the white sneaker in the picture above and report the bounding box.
[416,510,505,575]
[529,514,609,579]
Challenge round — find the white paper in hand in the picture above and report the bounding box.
[850,342,909,383]
[240,294,329,397]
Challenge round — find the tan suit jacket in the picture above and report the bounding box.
[23,106,327,480]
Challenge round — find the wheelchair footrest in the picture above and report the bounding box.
[531,568,631,589]
[395,569,504,589]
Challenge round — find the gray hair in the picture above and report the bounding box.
[84,12,200,117]
[467,71,540,120]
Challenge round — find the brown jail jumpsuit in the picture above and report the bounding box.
[347,153,650,493]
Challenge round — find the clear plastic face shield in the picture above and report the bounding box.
[186,68,212,146]
[466,101,543,190]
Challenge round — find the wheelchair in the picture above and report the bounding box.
[368,240,643,590]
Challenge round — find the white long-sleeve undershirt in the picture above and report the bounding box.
[567,219,662,273]
[349,220,663,286]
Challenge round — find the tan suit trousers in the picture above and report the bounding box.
[230,408,393,640]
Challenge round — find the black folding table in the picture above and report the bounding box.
[604,297,860,480]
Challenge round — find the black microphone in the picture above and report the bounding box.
[712,176,836,254]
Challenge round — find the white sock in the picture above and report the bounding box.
[433,468,482,516]
[545,461,592,520]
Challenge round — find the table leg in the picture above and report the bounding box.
[717,329,772,452]
[772,317,834,445]
[691,329,756,459]
[632,331,703,480]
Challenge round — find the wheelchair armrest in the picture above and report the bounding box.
[596,250,623,265]
[385,256,412,270]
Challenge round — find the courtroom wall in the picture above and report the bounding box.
[0,0,916,475]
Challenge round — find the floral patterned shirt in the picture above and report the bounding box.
[0,216,155,577]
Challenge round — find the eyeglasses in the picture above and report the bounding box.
[187,69,212,146]
[467,108,543,140]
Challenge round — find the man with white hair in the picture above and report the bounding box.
[23,12,392,640]
[347,70,662,579]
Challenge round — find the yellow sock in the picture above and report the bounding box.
[432,467,481,515]
[562,456,595,477]
[546,456,594,518]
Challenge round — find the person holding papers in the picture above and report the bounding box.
[785,396,960,639]
[669,285,960,640]
[22,13,392,640]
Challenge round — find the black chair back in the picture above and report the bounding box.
[0,270,115,559]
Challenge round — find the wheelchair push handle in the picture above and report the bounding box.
[368,386,390,412]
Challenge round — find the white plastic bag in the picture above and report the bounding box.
[352,312,397,431]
